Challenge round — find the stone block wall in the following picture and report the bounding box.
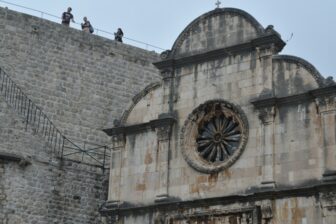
[0,6,160,145]
[0,6,161,224]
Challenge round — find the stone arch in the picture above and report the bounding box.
[119,81,161,125]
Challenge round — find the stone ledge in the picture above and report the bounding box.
[251,85,336,108]
[103,113,176,136]
[322,171,336,182]
[0,151,31,166]
[100,180,336,216]
[154,33,285,70]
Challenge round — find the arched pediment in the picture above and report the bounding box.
[272,55,330,97]
[171,8,265,58]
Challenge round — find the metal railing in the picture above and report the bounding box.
[0,67,110,170]
[0,0,165,52]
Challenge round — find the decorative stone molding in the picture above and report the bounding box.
[273,55,327,87]
[251,85,336,109]
[160,50,171,60]
[156,125,172,142]
[117,82,162,126]
[315,95,336,113]
[111,134,125,149]
[160,68,174,80]
[166,207,256,224]
[170,8,266,57]
[154,34,285,70]
[314,91,336,181]
[254,104,277,188]
[100,181,336,218]
[180,100,248,173]
[320,192,336,217]
[258,106,276,125]
[103,115,176,136]
[259,200,273,223]
[155,113,175,201]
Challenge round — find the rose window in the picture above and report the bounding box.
[196,114,241,163]
[181,100,248,173]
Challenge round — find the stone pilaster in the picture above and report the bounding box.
[161,68,175,114]
[321,191,336,223]
[315,95,336,181]
[155,122,172,202]
[258,106,276,188]
[260,200,273,224]
[107,134,125,206]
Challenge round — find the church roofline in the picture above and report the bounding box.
[170,8,266,57]
[273,54,326,87]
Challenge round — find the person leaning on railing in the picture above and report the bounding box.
[114,28,124,42]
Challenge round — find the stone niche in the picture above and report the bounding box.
[101,7,336,224]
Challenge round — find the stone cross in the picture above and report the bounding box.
[215,0,222,8]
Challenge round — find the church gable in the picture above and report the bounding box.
[102,7,336,224]
[272,55,326,97]
[171,8,265,58]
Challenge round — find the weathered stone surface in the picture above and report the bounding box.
[0,6,160,224]
[103,7,336,224]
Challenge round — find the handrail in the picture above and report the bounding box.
[0,0,165,51]
[0,67,110,170]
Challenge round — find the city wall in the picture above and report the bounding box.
[0,7,161,223]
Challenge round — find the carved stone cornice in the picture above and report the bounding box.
[258,106,276,125]
[251,85,336,109]
[154,33,285,70]
[111,134,126,149]
[155,113,175,141]
[160,68,174,80]
[100,181,336,217]
[156,126,172,142]
[103,114,176,136]
[259,200,273,222]
[315,95,336,113]
[320,191,336,217]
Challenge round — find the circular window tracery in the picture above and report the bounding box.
[181,100,248,173]
[197,114,241,163]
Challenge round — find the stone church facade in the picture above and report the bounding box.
[101,8,336,224]
[0,5,335,224]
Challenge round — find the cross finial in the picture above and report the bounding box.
[215,0,221,8]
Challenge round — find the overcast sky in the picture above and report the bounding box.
[0,0,335,79]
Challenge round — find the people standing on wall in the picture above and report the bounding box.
[61,7,75,26]
[81,17,94,33]
[114,28,124,42]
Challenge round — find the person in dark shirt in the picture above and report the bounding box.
[62,7,75,26]
[81,17,91,33]
[114,28,124,42]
